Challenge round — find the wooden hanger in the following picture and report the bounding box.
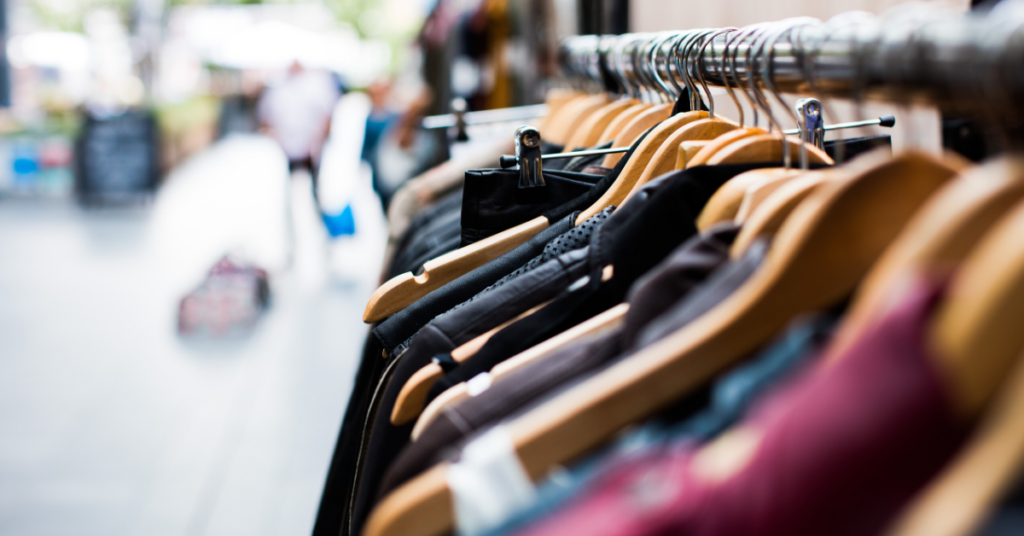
[706,133,834,166]
[544,94,608,145]
[732,169,806,222]
[363,217,551,322]
[929,199,1024,416]
[364,100,673,322]
[623,117,740,201]
[686,127,766,168]
[824,157,1018,364]
[575,110,709,224]
[879,193,1024,536]
[729,171,834,258]
[394,264,620,426]
[696,164,787,230]
[536,89,584,134]
[563,99,637,152]
[597,102,652,144]
[410,303,630,440]
[600,103,673,166]
[362,152,959,536]
[677,140,711,169]
[554,94,612,146]
[884,350,1024,536]
[390,301,551,425]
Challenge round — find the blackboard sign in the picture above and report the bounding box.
[75,109,159,204]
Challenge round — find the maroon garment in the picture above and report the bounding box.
[511,278,966,536]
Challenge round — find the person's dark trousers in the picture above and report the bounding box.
[289,156,320,203]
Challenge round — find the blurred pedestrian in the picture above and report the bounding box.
[258,60,340,203]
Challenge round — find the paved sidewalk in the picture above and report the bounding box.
[0,133,385,536]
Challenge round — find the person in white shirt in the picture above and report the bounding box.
[258,61,341,201]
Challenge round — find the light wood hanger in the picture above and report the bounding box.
[686,127,767,168]
[884,349,1024,536]
[696,164,787,230]
[364,93,623,322]
[824,157,1017,364]
[597,102,652,144]
[563,99,636,152]
[628,27,741,191]
[879,193,1024,536]
[535,89,584,134]
[600,103,673,166]
[878,160,1024,536]
[677,140,711,169]
[390,301,551,425]
[363,217,550,322]
[362,152,959,536]
[394,263,620,426]
[729,171,834,258]
[732,169,805,222]
[929,199,1024,417]
[365,98,678,322]
[575,110,709,224]
[706,133,834,166]
[623,118,740,202]
[542,94,608,145]
[410,303,630,440]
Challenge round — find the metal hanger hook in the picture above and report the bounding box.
[697,28,738,119]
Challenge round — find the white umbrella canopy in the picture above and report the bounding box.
[208,20,357,71]
[204,19,390,85]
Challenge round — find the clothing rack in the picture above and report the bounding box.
[558,7,1024,117]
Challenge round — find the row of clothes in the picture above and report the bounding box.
[313,92,1024,536]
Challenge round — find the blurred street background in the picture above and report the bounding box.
[0,0,428,534]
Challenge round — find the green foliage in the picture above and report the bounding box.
[28,0,134,32]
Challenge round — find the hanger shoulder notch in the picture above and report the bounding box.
[363,217,549,323]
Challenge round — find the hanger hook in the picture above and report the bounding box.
[662,31,689,97]
[762,19,821,169]
[741,24,773,130]
[681,29,712,112]
[633,34,663,103]
[719,28,745,127]
[649,32,681,101]
[697,28,738,119]
[671,30,701,110]
[731,24,767,128]
[613,35,640,99]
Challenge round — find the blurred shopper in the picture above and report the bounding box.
[366,88,445,211]
[258,60,340,203]
[363,79,399,168]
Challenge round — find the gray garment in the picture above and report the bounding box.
[393,206,615,355]
[635,238,771,349]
